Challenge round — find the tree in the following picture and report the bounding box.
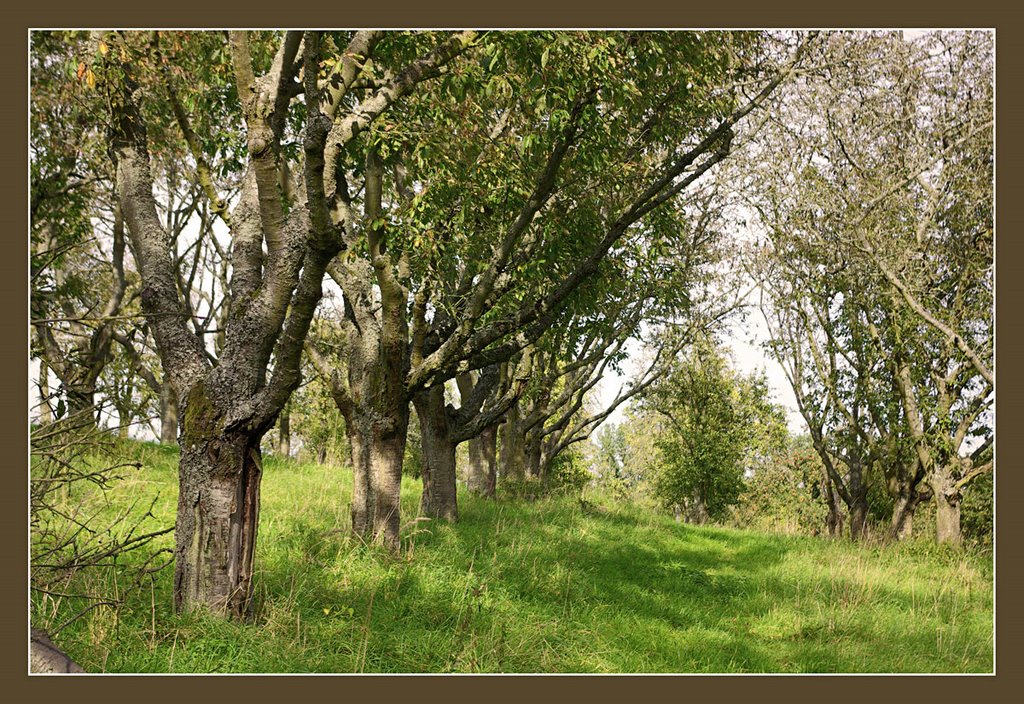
[95,29,477,616]
[733,434,835,536]
[641,338,786,523]
[745,31,992,544]
[306,31,813,544]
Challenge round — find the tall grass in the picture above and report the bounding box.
[30,439,993,673]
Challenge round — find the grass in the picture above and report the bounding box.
[31,439,994,673]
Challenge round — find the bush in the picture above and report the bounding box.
[545,447,592,497]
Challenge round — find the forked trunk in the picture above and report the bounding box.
[174,387,263,617]
[467,424,498,498]
[414,386,458,522]
[890,495,915,541]
[889,482,927,541]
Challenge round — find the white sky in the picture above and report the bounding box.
[594,288,806,436]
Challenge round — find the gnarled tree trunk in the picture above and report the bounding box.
[499,403,527,481]
[174,384,263,618]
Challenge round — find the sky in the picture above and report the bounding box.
[593,287,806,436]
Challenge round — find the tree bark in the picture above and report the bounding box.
[159,383,179,444]
[277,403,291,457]
[889,477,929,541]
[173,383,263,618]
[65,382,97,422]
[686,493,710,525]
[822,474,844,537]
[525,436,543,479]
[467,424,498,498]
[890,494,916,541]
[499,404,527,481]
[932,472,962,546]
[347,423,372,537]
[37,359,52,426]
[848,495,869,540]
[413,385,459,521]
[370,424,408,550]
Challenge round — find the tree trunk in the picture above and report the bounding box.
[347,423,372,537]
[173,384,262,618]
[525,436,543,479]
[687,494,710,525]
[846,462,870,540]
[37,359,52,426]
[889,481,926,541]
[31,629,84,673]
[65,382,97,423]
[413,385,458,522]
[343,325,411,550]
[932,473,962,546]
[889,494,915,541]
[159,384,179,444]
[499,404,527,481]
[822,475,844,537]
[277,404,291,457]
[467,424,498,498]
[848,496,869,540]
[370,426,408,550]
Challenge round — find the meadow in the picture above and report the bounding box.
[31,440,994,674]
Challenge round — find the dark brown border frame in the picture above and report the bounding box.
[7,2,1019,700]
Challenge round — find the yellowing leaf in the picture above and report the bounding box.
[86,69,96,89]
[99,41,109,56]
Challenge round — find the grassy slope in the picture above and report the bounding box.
[32,440,993,673]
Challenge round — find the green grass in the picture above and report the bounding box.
[32,439,993,673]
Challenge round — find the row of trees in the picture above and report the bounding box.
[592,341,992,544]
[33,30,812,618]
[31,30,992,625]
[743,31,993,546]
[591,32,993,546]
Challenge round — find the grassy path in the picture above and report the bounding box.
[33,441,993,673]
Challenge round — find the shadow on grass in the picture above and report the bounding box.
[44,445,992,673]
